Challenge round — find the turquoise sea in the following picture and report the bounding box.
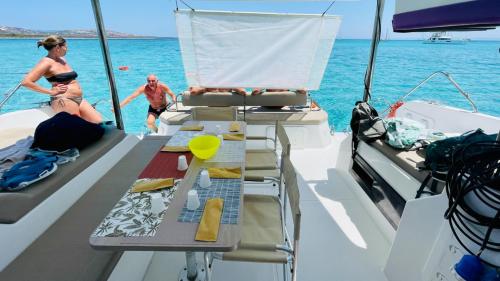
[1,38,499,133]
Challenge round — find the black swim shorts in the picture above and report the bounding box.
[147,105,167,118]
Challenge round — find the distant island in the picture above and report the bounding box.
[0,25,155,39]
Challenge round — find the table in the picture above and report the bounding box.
[90,121,246,281]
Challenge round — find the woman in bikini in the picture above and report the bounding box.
[22,35,102,123]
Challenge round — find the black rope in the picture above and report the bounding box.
[175,0,178,11]
[321,0,337,16]
[179,0,195,11]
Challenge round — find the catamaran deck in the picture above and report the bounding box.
[106,134,392,281]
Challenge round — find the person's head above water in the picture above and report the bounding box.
[37,35,66,51]
[146,74,158,87]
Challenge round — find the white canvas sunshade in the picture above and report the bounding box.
[175,10,341,90]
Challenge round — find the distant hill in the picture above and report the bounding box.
[0,25,152,38]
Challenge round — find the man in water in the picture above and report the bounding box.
[119,74,176,133]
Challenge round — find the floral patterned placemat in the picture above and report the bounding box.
[92,179,177,237]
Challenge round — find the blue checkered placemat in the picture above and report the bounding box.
[177,172,241,224]
[206,141,245,163]
[166,131,200,147]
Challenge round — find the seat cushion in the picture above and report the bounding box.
[0,136,168,281]
[182,91,244,106]
[222,194,286,263]
[0,126,125,223]
[245,150,278,170]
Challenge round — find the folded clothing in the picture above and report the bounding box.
[131,178,174,193]
[208,167,241,179]
[384,118,446,150]
[0,154,58,191]
[0,136,34,164]
[30,148,80,165]
[32,112,104,152]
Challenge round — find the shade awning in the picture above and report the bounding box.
[393,0,500,32]
[175,10,342,90]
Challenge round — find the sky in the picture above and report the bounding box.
[1,0,499,40]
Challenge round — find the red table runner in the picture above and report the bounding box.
[138,151,193,179]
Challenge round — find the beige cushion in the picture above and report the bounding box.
[192,107,237,121]
[222,194,286,263]
[246,150,278,170]
[182,91,306,107]
[243,110,327,125]
[245,91,307,107]
[182,91,244,106]
[0,128,36,149]
[0,126,125,223]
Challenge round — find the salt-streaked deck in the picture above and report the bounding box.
[114,134,393,281]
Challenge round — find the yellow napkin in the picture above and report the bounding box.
[195,198,224,242]
[131,178,174,193]
[208,167,241,179]
[180,124,204,131]
[161,145,190,152]
[229,122,241,132]
[222,133,244,141]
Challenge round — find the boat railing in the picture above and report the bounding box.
[393,71,478,113]
[0,80,23,112]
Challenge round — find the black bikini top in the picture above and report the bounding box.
[46,71,78,83]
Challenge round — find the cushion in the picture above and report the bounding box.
[32,112,104,152]
[181,91,307,107]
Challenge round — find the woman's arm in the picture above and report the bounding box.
[22,60,67,95]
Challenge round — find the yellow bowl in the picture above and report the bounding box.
[188,135,221,160]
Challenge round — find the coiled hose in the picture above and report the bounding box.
[444,141,500,267]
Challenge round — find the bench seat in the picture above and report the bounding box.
[369,140,443,193]
[0,136,168,281]
[160,109,327,126]
[0,126,125,224]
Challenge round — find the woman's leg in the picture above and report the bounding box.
[79,99,103,124]
[51,98,81,116]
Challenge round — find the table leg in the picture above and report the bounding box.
[178,251,206,281]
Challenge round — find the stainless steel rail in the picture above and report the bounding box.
[90,0,124,130]
[396,71,478,113]
[0,81,23,112]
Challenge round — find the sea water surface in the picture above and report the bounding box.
[0,38,499,134]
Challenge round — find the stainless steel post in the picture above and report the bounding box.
[90,0,124,130]
[363,0,385,102]
[185,251,198,280]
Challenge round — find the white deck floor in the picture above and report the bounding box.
[141,134,392,281]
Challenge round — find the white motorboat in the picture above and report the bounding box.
[0,0,499,281]
[423,32,467,44]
